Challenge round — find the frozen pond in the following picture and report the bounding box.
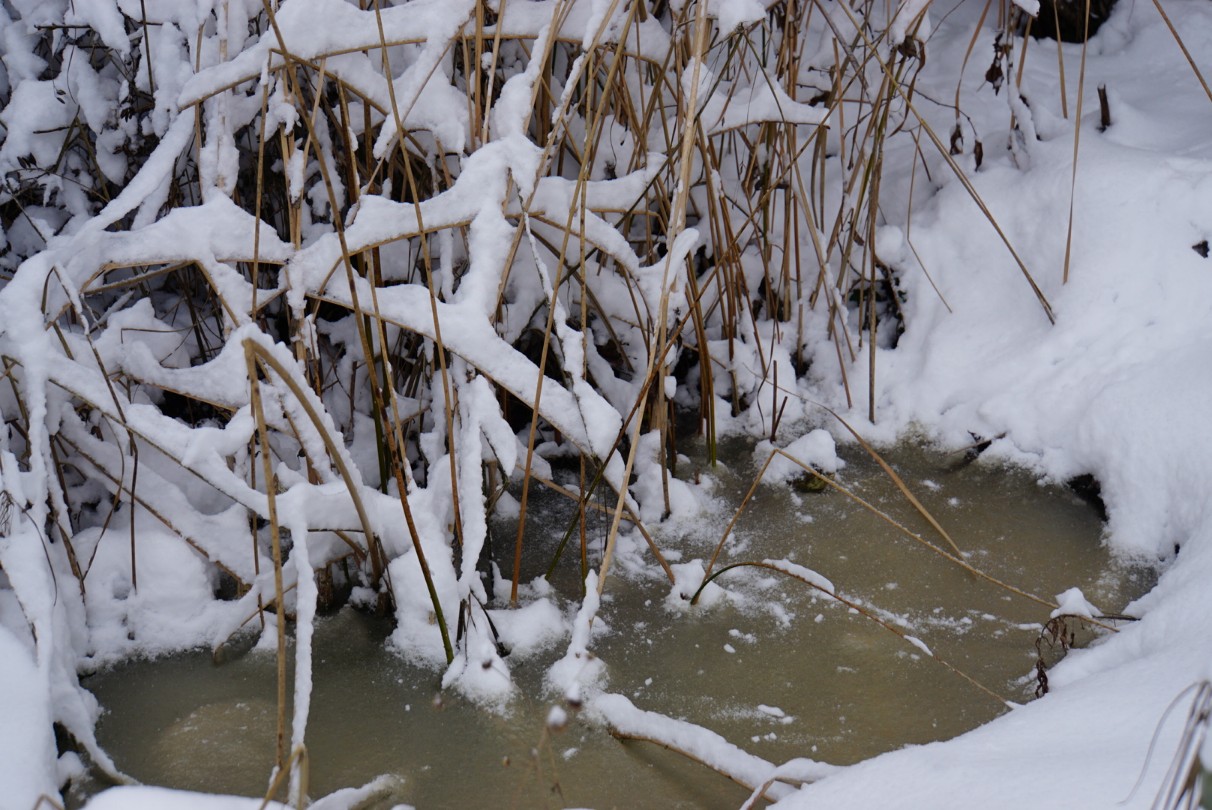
[77,442,1153,808]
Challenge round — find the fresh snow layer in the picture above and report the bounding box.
[0,623,58,807]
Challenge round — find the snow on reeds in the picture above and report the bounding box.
[0,0,1151,804]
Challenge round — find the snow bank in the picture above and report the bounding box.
[0,623,58,807]
[771,0,1212,806]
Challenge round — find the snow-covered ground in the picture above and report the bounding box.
[769,0,1212,805]
[2,0,1212,807]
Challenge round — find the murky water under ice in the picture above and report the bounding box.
[77,441,1154,808]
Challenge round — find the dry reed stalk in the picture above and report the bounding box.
[538,469,675,586]
[771,446,1055,609]
[259,24,416,615]
[372,1,468,556]
[258,744,309,809]
[1148,0,1212,105]
[604,723,786,800]
[695,428,1067,615]
[690,559,1014,707]
[597,0,712,598]
[1148,681,1212,810]
[1061,0,1093,286]
[245,344,288,772]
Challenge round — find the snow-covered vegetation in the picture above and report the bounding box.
[2,0,1212,806]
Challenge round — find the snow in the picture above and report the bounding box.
[761,559,835,596]
[757,704,786,719]
[590,690,838,801]
[0,81,73,169]
[903,635,932,657]
[83,787,288,810]
[666,559,728,609]
[80,516,247,662]
[776,644,1203,808]
[0,623,58,808]
[711,0,769,35]
[547,571,608,699]
[488,596,568,657]
[4,0,1212,806]
[491,0,671,62]
[767,1,1212,806]
[82,780,405,810]
[699,77,830,135]
[1052,587,1100,620]
[888,0,932,46]
[547,703,569,730]
[755,429,843,485]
